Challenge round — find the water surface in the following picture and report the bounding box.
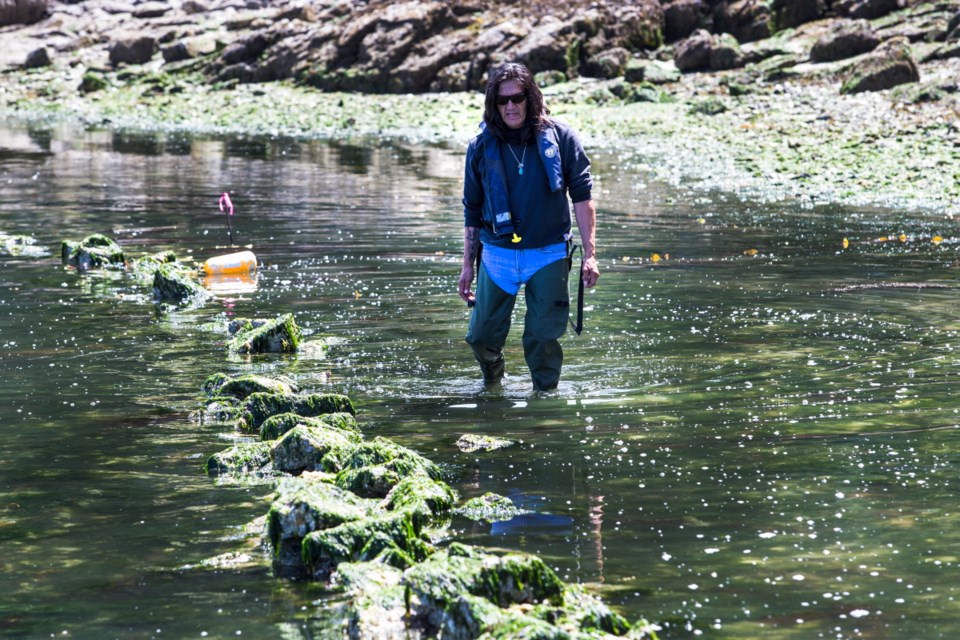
[2,123,959,639]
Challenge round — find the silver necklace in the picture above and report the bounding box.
[506,142,526,176]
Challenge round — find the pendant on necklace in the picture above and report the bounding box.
[518,164,524,176]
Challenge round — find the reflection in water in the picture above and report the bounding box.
[2,122,960,638]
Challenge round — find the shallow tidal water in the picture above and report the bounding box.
[2,121,960,639]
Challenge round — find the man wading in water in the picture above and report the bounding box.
[458,62,599,393]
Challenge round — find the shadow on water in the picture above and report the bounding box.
[3,122,960,638]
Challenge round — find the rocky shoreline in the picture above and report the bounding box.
[2,1,959,213]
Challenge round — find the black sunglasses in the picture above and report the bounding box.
[496,93,527,106]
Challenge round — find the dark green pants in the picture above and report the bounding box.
[466,258,570,391]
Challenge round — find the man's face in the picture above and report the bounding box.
[496,79,527,130]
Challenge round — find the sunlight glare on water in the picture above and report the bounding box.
[1,123,960,638]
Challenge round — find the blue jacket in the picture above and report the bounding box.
[463,119,592,249]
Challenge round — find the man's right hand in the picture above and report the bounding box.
[458,265,475,305]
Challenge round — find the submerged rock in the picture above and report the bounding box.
[237,391,355,432]
[61,234,126,271]
[0,232,45,257]
[455,493,529,524]
[455,434,515,453]
[228,313,302,354]
[129,249,178,283]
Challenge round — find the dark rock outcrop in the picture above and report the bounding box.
[714,0,771,43]
[833,0,902,21]
[810,19,881,62]
[675,29,743,71]
[771,0,825,31]
[840,36,919,94]
[109,33,159,66]
[0,0,45,26]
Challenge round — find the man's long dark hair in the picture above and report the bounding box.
[483,62,550,143]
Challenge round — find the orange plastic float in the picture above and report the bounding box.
[201,250,258,275]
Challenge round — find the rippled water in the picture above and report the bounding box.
[2,122,960,639]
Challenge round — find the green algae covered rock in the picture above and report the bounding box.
[331,562,408,639]
[153,261,209,304]
[228,313,302,354]
[332,437,443,498]
[61,233,126,271]
[382,474,456,518]
[403,543,564,637]
[302,510,430,580]
[202,372,299,400]
[1,233,46,257]
[129,249,178,283]
[237,391,355,433]
[455,493,528,524]
[260,411,358,441]
[270,425,359,474]
[267,479,378,578]
[205,441,272,477]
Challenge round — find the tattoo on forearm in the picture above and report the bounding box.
[465,228,480,262]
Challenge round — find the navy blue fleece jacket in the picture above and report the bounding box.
[462,119,593,250]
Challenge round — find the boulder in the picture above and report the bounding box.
[580,46,631,79]
[833,0,901,20]
[810,19,880,62]
[840,37,919,94]
[161,38,216,63]
[675,29,742,71]
[108,33,159,66]
[61,234,125,270]
[23,47,50,69]
[455,434,515,453]
[674,28,712,71]
[624,58,681,83]
[663,0,706,42]
[0,0,45,26]
[713,0,771,44]
[770,0,824,32]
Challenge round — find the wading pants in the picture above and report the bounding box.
[466,257,570,391]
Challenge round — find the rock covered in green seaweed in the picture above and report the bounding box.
[237,391,355,432]
[455,492,529,523]
[228,313,302,354]
[270,424,359,474]
[260,411,358,441]
[267,479,378,578]
[129,249,178,283]
[61,233,126,271]
[402,543,634,639]
[381,473,457,518]
[202,372,299,400]
[153,261,209,304]
[205,441,273,477]
[332,436,443,498]
[302,509,431,580]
